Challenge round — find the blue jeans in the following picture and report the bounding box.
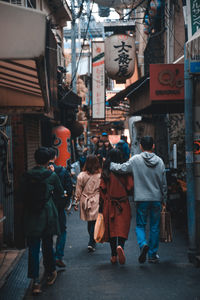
[27,236,56,280]
[135,201,161,258]
[55,231,67,260]
[55,209,67,260]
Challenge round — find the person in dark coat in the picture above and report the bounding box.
[102,139,113,163]
[99,149,133,265]
[48,147,73,268]
[95,139,104,167]
[18,147,64,295]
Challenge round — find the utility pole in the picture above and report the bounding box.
[71,0,77,93]
[184,45,197,262]
[86,0,91,145]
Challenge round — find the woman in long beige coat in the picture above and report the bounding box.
[74,155,101,252]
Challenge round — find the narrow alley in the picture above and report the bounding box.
[2,201,199,300]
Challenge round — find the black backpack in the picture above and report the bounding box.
[23,171,52,214]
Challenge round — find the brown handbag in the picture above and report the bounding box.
[160,206,172,243]
[94,213,105,243]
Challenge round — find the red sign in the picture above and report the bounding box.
[150,64,184,101]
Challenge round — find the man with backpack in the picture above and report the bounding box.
[48,147,73,268]
[116,135,130,162]
[110,136,167,264]
[19,147,64,295]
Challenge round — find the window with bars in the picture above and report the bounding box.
[2,0,36,8]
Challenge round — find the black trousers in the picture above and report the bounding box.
[87,221,96,248]
[110,237,126,256]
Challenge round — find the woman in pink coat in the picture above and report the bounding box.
[74,155,101,252]
[99,149,133,264]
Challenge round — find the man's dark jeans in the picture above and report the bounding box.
[27,235,56,280]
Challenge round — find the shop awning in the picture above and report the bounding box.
[59,88,82,108]
[0,2,48,113]
[108,75,149,108]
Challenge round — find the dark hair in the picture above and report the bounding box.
[140,136,154,151]
[34,147,51,165]
[102,148,123,180]
[103,139,112,149]
[83,155,100,174]
[48,147,57,160]
[121,135,127,142]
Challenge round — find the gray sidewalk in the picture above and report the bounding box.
[23,202,200,300]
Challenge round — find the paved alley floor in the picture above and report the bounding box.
[24,202,200,300]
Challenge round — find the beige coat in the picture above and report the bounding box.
[75,171,101,221]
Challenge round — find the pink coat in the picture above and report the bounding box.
[75,171,101,221]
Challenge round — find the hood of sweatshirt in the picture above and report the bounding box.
[141,152,160,168]
[27,166,52,180]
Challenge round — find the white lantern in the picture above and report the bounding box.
[105,34,135,82]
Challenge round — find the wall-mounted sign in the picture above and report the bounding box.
[92,41,105,119]
[105,34,135,82]
[187,28,200,74]
[187,0,200,39]
[150,64,184,101]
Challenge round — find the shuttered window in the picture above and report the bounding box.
[24,116,41,169]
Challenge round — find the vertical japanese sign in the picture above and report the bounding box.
[187,0,200,38]
[92,41,105,119]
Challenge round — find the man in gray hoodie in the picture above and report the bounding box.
[110,136,167,264]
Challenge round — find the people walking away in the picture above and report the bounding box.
[18,147,64,295]
[110,136,167,264]
[99,149,133,265]
[116,135,130,162]
[95,139,104,167]
[74,155,101,252]
[48,147,73,268]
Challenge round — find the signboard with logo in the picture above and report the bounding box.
[187,0,200,39]
[150,64,184,101]
[92,41,105,119]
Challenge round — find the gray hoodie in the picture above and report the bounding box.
[110,152,167,203]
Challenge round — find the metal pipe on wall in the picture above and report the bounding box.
[184,45,197,262]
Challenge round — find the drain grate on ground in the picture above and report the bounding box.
[0,250,31,300]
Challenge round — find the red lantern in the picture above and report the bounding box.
[52,126,71,167]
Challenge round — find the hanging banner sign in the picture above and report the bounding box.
[92,41,105,119]
[187,0,200,39]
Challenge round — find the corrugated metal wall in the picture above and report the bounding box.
[0,120,14,246]
[24,116,41,169]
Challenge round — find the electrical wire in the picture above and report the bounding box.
[70,0,94,87]
[121,0,147,20]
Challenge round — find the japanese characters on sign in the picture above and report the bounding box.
[105,34,135,82]
[92,42,105,119]
[187,0,200,39]
[150,64,184,101]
